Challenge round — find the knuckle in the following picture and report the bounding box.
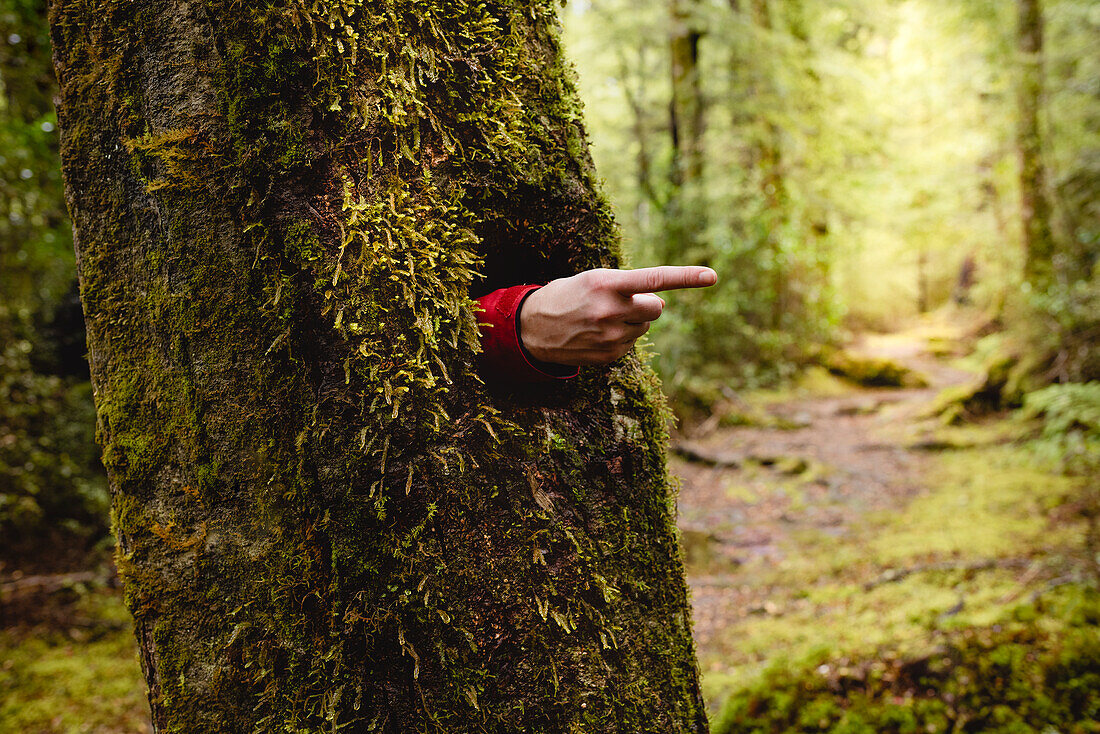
[592,303,622,323]
[582,268,612,291]
[645,271,663,292]
[587,311,608,328]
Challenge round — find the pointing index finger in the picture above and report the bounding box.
[607,266,718,295]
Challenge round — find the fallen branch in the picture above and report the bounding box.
[907,436,1019,451]
[1029,575,1080,604]
[63,616,130,631]
[863,558,1030,591]
[0,571,108,600]
[856,435,1018,453]
[671,442,797,469]
[671,443,743,468]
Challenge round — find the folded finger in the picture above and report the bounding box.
[624,293,664,324]
[618,321,650,344]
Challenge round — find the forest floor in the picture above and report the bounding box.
[680,319,975,660]
[674,311,1093,717]
[1,311,1093,731]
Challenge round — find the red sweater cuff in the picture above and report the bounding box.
[476,285,580,383]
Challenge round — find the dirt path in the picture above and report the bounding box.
[674,326,976,651]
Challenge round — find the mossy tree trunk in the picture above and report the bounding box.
[746,0,791,329]
[670,0,704,192]
[1016,0,1054,287]
[49,1,707,731]
[668,0,706,263]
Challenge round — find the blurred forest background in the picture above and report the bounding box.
[1,0,1097,731]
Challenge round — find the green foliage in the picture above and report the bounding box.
[938,270,1100,423]
[564,0,842,401]
[0,0,73,308]
[997,0,1100,397]
[1020,273,1100,385]
[1021,381,1100,477]
[0,0,106,556]
[713,588,1100,734]
[1046,0,1100,278]
[1024,382,1100,440]
[0,307,108,546]
[563,0,1098,407]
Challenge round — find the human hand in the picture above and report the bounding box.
[518,266,718,366]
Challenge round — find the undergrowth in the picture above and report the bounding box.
[0,588,148,734]
[1021,381,1100,475]
[701,392,1099,731]
[712,587,1100,734]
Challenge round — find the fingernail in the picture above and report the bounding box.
[699,269,717,286]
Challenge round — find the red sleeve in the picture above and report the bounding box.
[476,285,580,383]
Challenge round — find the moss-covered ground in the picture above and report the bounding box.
[0,578,148,733]
[676,314,1099,732]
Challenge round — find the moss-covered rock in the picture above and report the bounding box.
[930,345,1040,424]
[821,349,928,389]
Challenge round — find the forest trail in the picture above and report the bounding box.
[672,315,990,688]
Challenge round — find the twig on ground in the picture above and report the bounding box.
[0,571,108,600]
[1029,575,1079,604]
[672,443,744,467]
[672,442,800,469]
[863,558,1030,591]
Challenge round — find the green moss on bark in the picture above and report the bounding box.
[51,0,707,731]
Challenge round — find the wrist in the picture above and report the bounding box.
[517,288,551,364]
[517,288,576,376]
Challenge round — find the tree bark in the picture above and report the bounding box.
[730,0,788,328]
[749,0,789,328]
[1016,0,1054,287]
[670,0,704,191]
[668,0,706,262]
[49,1,707,731]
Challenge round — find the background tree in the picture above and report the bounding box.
[1016,0,1054,288]
[0,0,106,562]
[567,0,842,403]
[1015,0,1100,385]
[49,0,707,730]
[563,0,1100,406]
[668,0,707,264]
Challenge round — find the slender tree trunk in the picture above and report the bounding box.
[49,1,707,731]
[670,0,704,190]
[745,0,789,328]
[747,0,782,198]
[615,46,662,221]
[1016,0,1054,287]
[917,247,929,313]
[668,0,706,262]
